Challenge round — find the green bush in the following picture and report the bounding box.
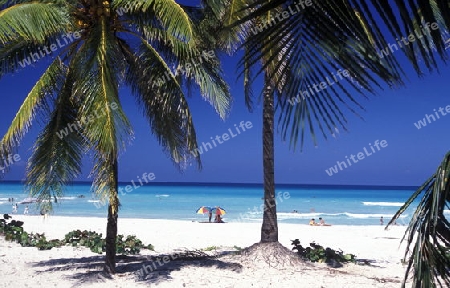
[63,230,153,255]
[0,214,61,249]
[291,239,356,264]
[64,230,105,253]
[0,214,153,254]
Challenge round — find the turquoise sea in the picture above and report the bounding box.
[0,181,426,225]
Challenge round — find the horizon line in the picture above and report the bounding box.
[0,180,418,189]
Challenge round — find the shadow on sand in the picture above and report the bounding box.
[31,251,243,286]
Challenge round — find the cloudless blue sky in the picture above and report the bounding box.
[1,5,450,186]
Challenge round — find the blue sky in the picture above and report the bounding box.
[1,8,449,186]
[1,52,449,186]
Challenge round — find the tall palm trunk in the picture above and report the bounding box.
[261,77,278,243]
[105,157,119,274]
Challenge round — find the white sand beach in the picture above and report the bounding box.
[0,215,410,287]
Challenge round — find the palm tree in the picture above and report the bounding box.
[243,0,450,285]
[0,0,230,274]
[203,0,285,243]
[209,0,404,245]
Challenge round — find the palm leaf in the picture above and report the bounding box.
[25,70,84,212]
[0,58,66,166]
[74,19,132,213]
[121,37,200,168]
[0,2,71,44]
[387,152,450,288]
[112,0,194,42]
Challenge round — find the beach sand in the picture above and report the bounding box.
[0,215,410,287]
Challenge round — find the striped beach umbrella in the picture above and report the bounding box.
[196,206,212,214]
[212,207,226,215]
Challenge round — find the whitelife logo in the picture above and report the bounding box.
[250,0,313,35]
[325,140,388,176]
[414,104,450,129]
[287,68,351,105]
[18,32,82,68]
[377,22,440,58]
[190,121,253,156]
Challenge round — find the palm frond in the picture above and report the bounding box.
[113,0,194,42]
[212,0,251,53]
[91,153,119,214]
[119,37,200,169]
[180,49,231,119]
[25,70,84,212]
[70,19,132,214]
[134,23,232,120]
[73,19,132,157]
[0,2,72,44]
[238,0,413,150]
[0,38,51,78]
[0,57,66,168]
[387,152,450,288]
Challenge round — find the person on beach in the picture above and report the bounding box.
[12,203,17,213]
[24,206,29,215]
[380,216,384,225]
[208,211,212,223]
[40,207,48,220]
[318,217,332,226]
[309,218,317,226]
[214,208,224,223]
[215,214,223,223]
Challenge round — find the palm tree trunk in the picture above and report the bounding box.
[104,158,118,274]
[261,77,278,243]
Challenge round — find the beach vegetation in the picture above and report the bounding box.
[1,215,154,255]
[202,245,218,251]
[291,239,356,265]
[0,214,62,249]
[0,0,230,274]
[0,214,25,243]
[233,245,242,251]
[64,229,154,255]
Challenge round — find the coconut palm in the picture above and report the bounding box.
[207,0,405,245]
[244,0,450,285]
[0,0,230,273]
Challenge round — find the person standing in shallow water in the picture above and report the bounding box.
[380,216,384,225]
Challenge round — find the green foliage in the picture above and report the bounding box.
[0,214,61,249]
[0,214,23,241]
[388,151,450,287]
[116,234,144,255]
[64,229,105,254]
[0,215,153,254]
[291,239,356,264]
[202,245,218,251]
[63,229,153,255]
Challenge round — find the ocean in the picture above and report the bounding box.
[0,181,423,226]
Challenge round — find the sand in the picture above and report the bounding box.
[0,215,410,287]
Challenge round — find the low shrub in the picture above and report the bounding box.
[1,214,153,254]
[291,239,356,264]
[0,214,61,250]
[63,229,153,255]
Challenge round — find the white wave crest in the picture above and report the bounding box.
[362,202,404,207]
